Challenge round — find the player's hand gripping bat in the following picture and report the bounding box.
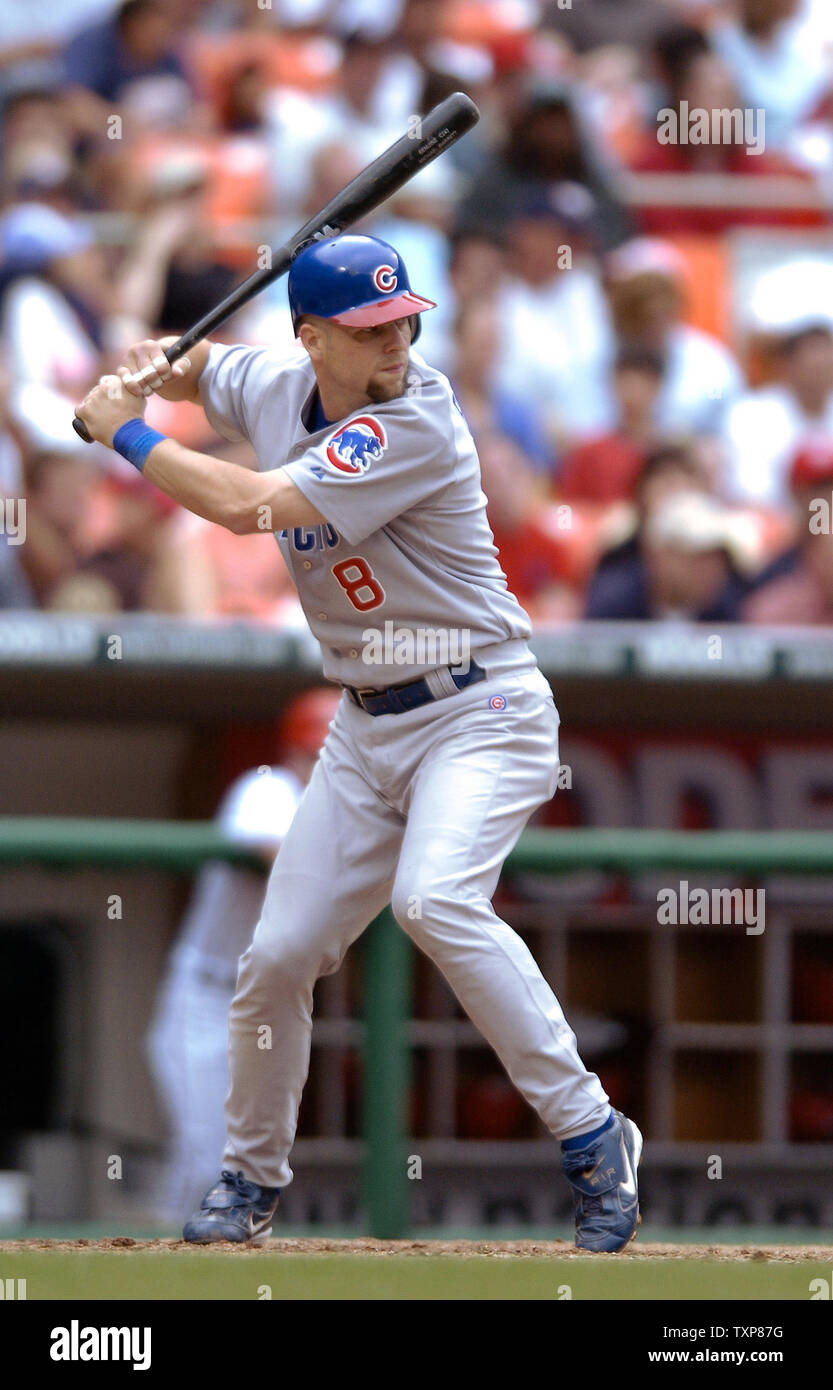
[72,92,479,442]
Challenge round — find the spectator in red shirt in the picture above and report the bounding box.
[631,31,826,233]
[557,344,663,504]
[479,432,585,622]
[743,441,833,624]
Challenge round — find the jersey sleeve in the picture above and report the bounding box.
[197,342,275,443]
[282,380,456,545]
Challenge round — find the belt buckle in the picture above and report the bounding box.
[352,686,379,710]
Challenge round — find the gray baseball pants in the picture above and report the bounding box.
[222,662,610,1189]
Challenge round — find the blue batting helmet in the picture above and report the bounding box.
[287,234,436,343]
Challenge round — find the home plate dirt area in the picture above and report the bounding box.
[2,1237,833,1260]
[4,1236,833,1301]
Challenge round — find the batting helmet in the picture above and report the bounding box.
[275,687,341,759]
[287,234,436,343]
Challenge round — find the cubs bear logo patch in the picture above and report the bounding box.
[324,416,387,476]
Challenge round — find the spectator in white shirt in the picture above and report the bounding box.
[493,188,614,451]
[264,29,421,218]
[0,202,109,396]
[709,0,832,150]
[722,323,833,508]
[600,237,744,438]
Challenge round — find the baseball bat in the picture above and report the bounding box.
[73,91,480,442]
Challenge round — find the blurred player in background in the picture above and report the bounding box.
[146,687,339,1221]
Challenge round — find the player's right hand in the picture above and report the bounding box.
[119,337,192,398]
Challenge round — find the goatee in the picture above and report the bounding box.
[367,372,407,405]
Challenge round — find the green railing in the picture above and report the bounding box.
[4,819,833,875]
[3,817,833,1236]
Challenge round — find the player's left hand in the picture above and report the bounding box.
[75,371,147,447]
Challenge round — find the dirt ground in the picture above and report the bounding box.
[1,1237,831,1262]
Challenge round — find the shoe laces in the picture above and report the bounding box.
[220,1169,263,1204]
[561,1143,598,1179]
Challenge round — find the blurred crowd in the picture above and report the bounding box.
[2,0,833,624]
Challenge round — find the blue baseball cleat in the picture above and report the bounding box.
[182,1170,281,1244]
[561,1110,643,1253]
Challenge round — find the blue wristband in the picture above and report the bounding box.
[112,419,167,473]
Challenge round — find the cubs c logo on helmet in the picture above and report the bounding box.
[373,264,398,292]
[325,416,387,476]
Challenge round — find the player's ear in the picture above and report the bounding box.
[297,316,327,361]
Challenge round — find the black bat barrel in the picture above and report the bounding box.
[72,93,479,443]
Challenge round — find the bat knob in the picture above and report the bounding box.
[72,416,94,444]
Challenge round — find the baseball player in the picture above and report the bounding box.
[76,233,642,1252]
[146,688,339,1221]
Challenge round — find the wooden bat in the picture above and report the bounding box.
[73,92,479,441]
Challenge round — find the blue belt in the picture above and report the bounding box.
[346,661,486,716]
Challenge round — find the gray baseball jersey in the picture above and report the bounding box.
[198,342,534,687]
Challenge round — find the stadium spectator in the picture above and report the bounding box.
[0,0,825,625]
[587,484,751,622]
[16,446,99,606]
[723,324,833,508]
[264,28,420,218]
[0,80,83,208]
[631,27,827,232]
[393,0,499,121]
[216,57,270,135]
[479,433,586,623]
[450,298,552,473]
[0,358,33,608]
[114,157,241,340]
[18,435,211,613]
[56,471,215,613]
[172,511,298,621]
[458,79,633,250]
[0,202,110,395]
[342,22,422,130]
[600,237,744,437]
[584,443,737,619]
[708,0,832,151]
[0,0,115,60]
[448,229,507,308]
[743,441,833,623]
[542,0,676,54]
[557,343,663,503]
[574,41,650,167]
[62,0,192,114]
[493,190,613,448]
